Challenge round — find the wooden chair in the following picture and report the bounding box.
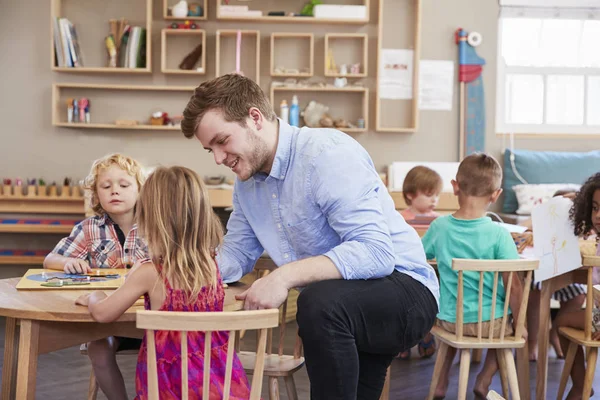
[136,309,279,400]
[238,294,305,400]
[81,343,139,400]
[427,258,538,400]
[557,255,600,400]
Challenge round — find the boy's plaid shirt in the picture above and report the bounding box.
[51,213,150,269]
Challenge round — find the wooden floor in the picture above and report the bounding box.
[0,317,598,399]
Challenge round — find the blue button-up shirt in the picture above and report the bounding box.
[217,121,440,304]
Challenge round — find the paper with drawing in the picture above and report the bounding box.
[532,197,581,283]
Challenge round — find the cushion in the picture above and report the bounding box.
[502,149,600,213]
[513,183,581,215]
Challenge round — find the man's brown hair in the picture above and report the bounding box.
[456,153,502,197]
[402,166,443,205]
[181,74,277,138]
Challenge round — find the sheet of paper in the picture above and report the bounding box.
[531,197,582,283]
[379,49,413,100]
[419,60,454,110]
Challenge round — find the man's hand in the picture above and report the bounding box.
[236,272,289,310]
[64,258,91,274]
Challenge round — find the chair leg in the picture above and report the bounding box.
[557,342,578,400]
[87,369,99,400]
[502,349,521,400]
[472,348,483,363]
[379,366,391,400]
[497,349,510,399]
[458,349,472,400]
[582,347,598,400]
[268,376,280,400]
[284,375,298,400]
[427,342,449,400]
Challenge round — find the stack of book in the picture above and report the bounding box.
[53,17,83,68]
[105,20,147,69]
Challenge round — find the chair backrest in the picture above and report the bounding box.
[452,258,539,343]
[582,256,600,341]
[136,309,280,400]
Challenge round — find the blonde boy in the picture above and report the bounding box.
[401,166,443,221]
[422,153,524,399]
[44,153,148,400]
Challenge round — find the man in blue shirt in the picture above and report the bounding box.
[181,74,439,399]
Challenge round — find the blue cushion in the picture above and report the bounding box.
[502,149,600,213]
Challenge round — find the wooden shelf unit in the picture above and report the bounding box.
[0,256,46,266]
[0,225,75,234]
[270,33,314,78]
[324,33,368,78]
[52,83,196,130]
[216,0,370,24]
[161,29,207,75]
[50,0,152,73]
[270,85,369,133]
[216,30,261,85]
[376,0,421,132]
[163,0,208,20]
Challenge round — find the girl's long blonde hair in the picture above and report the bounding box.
[136,166,223,299]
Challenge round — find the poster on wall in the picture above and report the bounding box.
[531,196,582,283]
[419,60,454,110]
[379,49,413,100]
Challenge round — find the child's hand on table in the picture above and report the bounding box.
[64,258,91,274]
[75,293,91,306]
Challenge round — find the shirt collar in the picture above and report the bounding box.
[267,119,293,181]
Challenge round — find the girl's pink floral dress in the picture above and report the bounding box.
[135,270,250,399]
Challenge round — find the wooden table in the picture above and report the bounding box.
[0,278,246,400]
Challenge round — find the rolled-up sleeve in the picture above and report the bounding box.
[311,144,395,280]
[216,189,264,282]
[53,222,89,259]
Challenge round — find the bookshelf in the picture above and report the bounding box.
[52,83,196,130]
[324,33,368,78]
[270,33,314,78]
[376,0,422,132]
[164,0,208,20]
[50,0,152,73]
[161,29,207,75]
[270,86,369,133]
[216,0,370,24]
[216,30,261,85]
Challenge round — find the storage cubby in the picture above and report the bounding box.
[216,30,261,84]
[324,33,368,78]
[52,83,195,130]
[161,29,206,74]
[164,0,207,20]
[270,86,368,133]
[50,0,152,73]
[216,0,370,24]
[270,33,314,77]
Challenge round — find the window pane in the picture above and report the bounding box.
[539,19,583,67]
[581,21,600,67]
[546,75,584,124]
[505,74,544,124]
[587,76,600,125]
[502,18,542,66]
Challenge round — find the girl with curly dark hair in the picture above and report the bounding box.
[553,172,600,400]
[570,172,600,239]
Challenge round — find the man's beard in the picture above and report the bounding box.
[239,127,270,181]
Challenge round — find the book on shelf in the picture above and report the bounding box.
[54,17,84,68]
[116,25,146,69]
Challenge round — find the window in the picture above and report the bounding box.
[496,2,600,135]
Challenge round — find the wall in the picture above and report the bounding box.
[2,0,600,184]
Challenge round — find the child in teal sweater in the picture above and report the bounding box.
[422,153,525,399]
